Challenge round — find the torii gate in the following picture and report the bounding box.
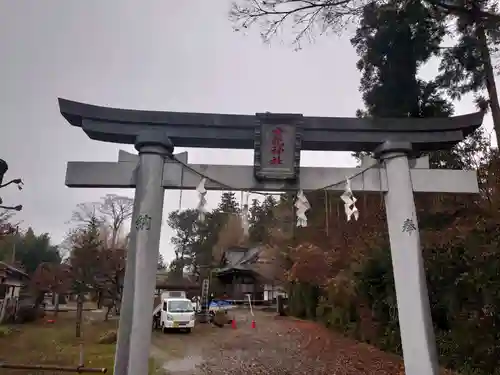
[59,98,483,375]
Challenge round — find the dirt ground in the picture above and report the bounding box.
[151,309,408,375]
[0,308,451,375]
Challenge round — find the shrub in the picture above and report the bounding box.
[0,326,13,337]
[98,330,117,344]
[213,310,228,327]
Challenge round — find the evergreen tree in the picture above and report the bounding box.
[69,216,102,295]
[350,0,481,168]
[157,253,166,270]
[166,209,199,277]
[248,196,278,243]
[248,198,265,243]
[437,0,500,142]
[217,192,240,213]
[167,194,241,278]
[0,227,60,274]
[352,0,447,118]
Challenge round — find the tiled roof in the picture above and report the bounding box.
[0,261,30,280]
[216,246,264,275]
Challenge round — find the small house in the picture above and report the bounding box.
[0,261,30,323]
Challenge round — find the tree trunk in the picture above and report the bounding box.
[104,305,111,321]
[34,292,45,310]
[0,296,10,324]
[277,294,285,316]
[115,285,123,315]
[96,290,103,309]
[54,292,59,317]
[75,293,83,338]
[477,24,500,146]
[114,297,121,316]
[111,229,117,249]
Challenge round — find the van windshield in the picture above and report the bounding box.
[168,300,194,313]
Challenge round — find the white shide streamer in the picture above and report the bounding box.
[295,190,310,227]
[340,177,359,221]
[196,178,208,221]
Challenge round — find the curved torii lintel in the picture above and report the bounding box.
[58,98,484,152]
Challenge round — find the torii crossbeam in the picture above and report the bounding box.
[65,154,478,194]
[59,98,484,375]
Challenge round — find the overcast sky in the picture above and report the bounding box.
[0,0,495,262]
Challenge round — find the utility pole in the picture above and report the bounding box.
[10,226,18,264]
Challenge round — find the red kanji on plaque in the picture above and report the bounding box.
[270,127,284,165]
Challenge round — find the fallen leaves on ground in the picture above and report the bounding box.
[196,311,406,375]
[189,311,459,375]
[280,318,405,375]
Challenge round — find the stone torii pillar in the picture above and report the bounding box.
[114,131,173,375]
[374,141,439,375]
[58,98,484,375]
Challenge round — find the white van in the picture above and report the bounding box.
[161,291,186,299]
[159,297,195,333]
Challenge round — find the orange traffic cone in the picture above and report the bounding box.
[251,320,256,329]
[231,319,237,329]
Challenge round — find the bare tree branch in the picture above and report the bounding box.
[69,195,133,248]
[231,0,375,47]
[98,194,134,248]
[230,0,500,47]
[69,202,103,227]
[429,0,500,23]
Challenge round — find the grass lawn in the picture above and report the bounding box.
[0,311,162,374]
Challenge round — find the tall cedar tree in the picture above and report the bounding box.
[232,0,500,141]
[352,0,448,118]
[349,0,451,353]
[437,0,500,142]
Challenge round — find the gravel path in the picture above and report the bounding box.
[151,309,410,375]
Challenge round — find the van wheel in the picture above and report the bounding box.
[186,328,192,333]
